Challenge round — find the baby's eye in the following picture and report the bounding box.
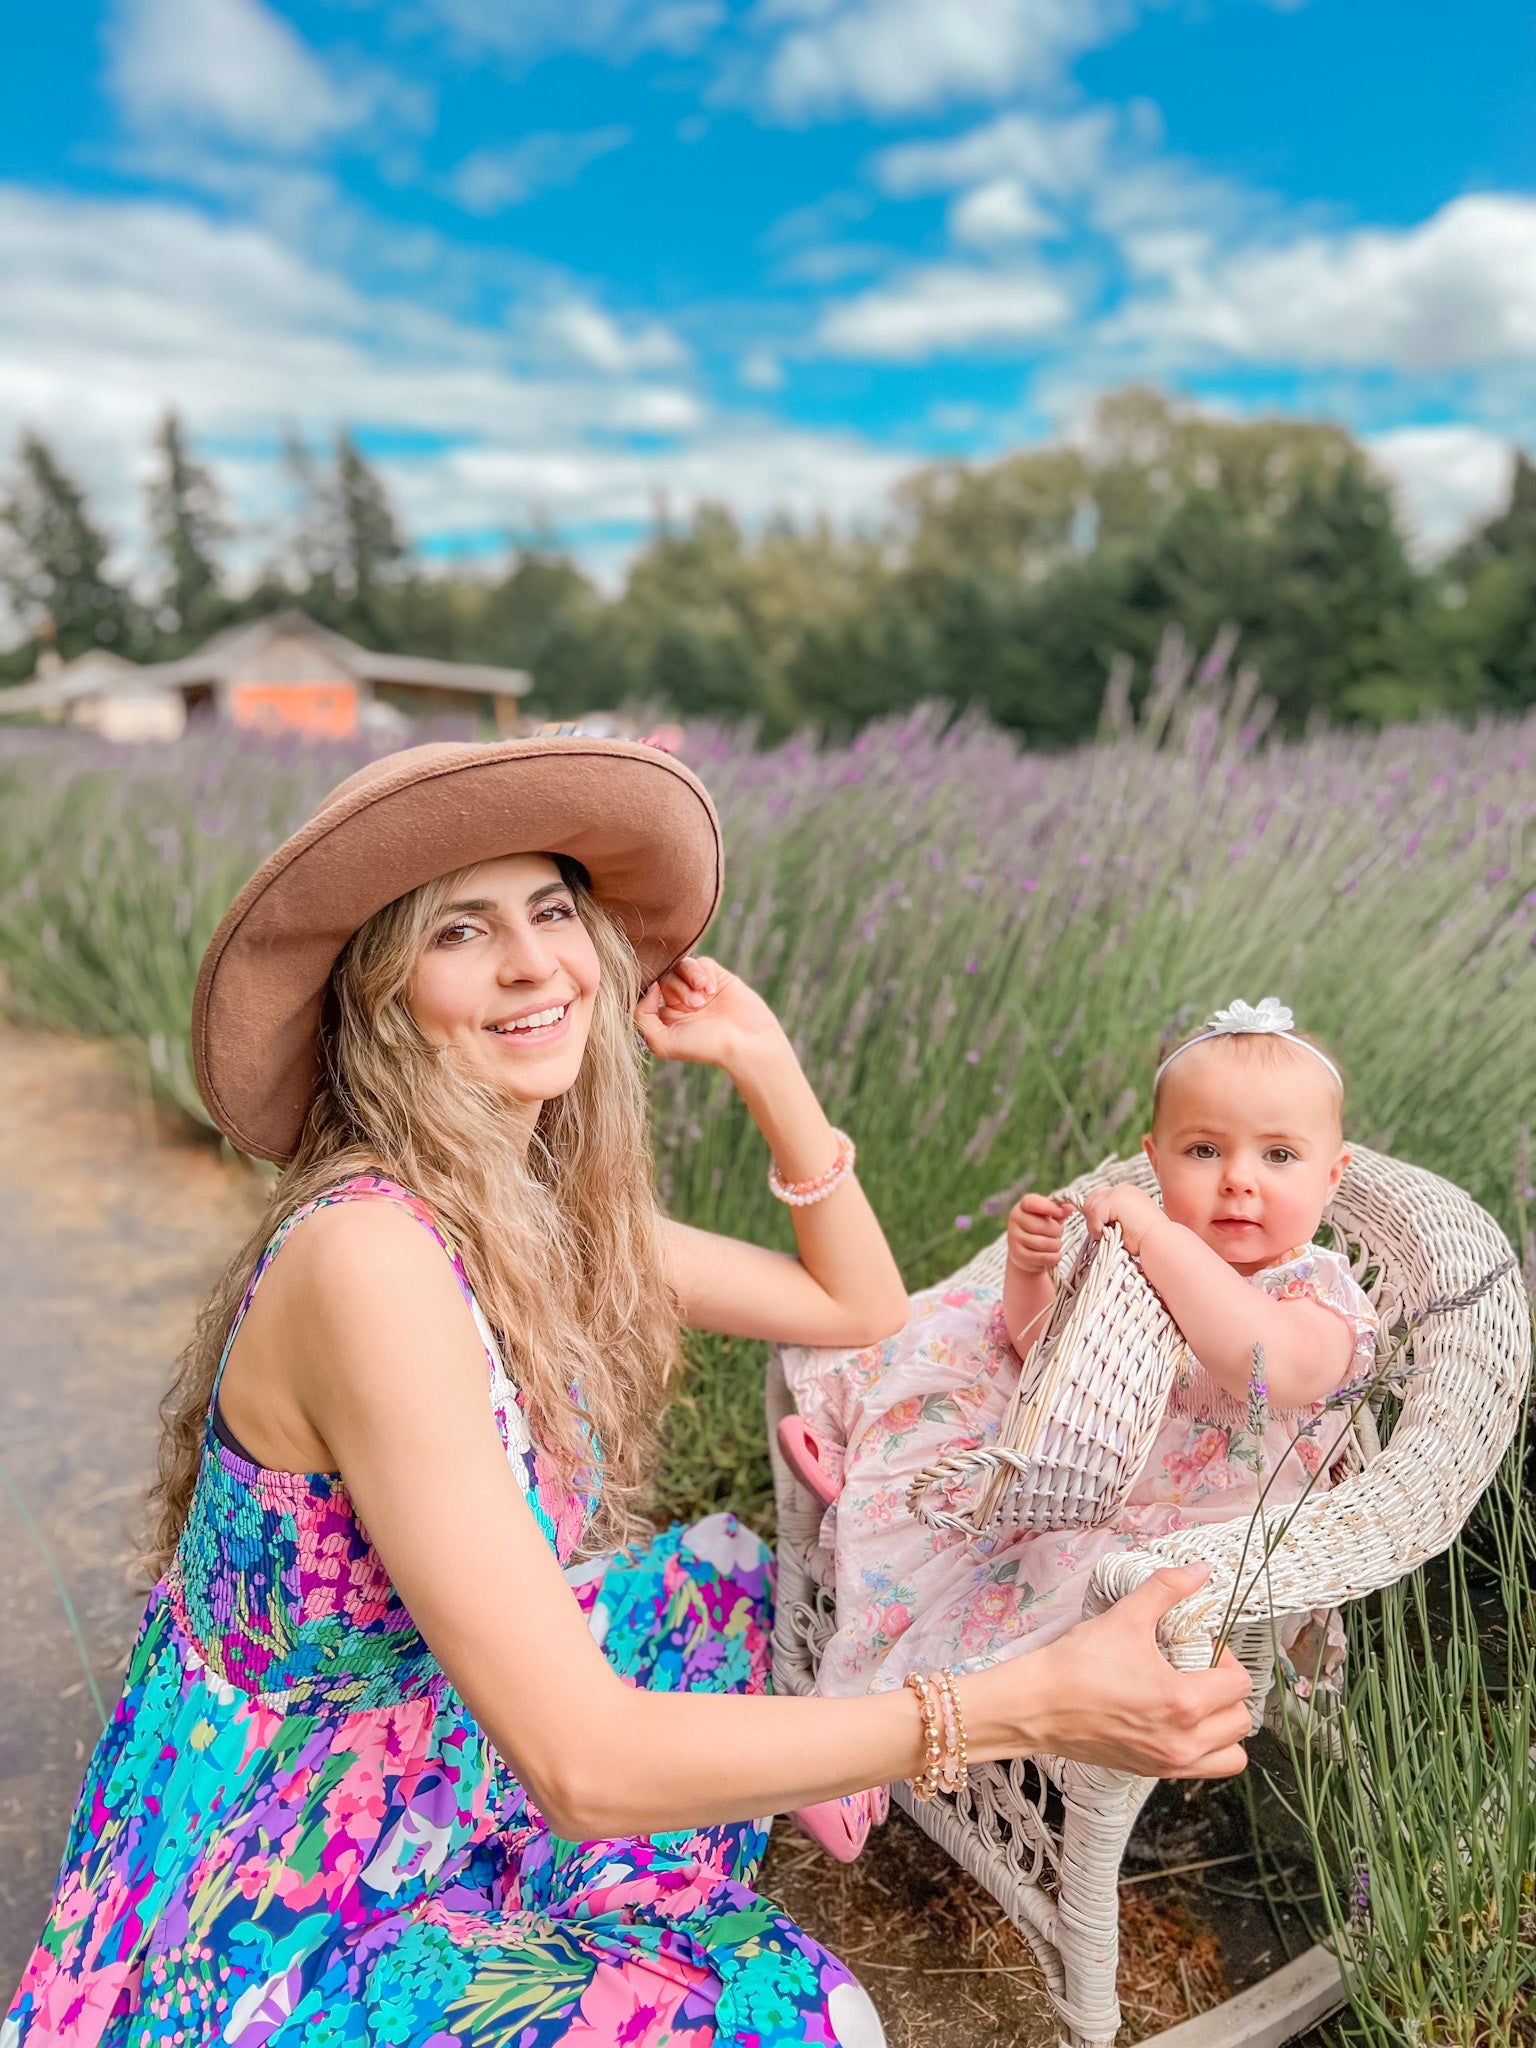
[1264,1147,1297,1165]
[1187,1143,1218,1160]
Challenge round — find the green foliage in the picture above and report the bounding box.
[4,389,1536,747]
[1284,1419,1536,2047]
[0,433,138,659]
[145,412,232,647]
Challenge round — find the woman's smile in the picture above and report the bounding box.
[486,999,575,1047]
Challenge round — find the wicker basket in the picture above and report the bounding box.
[906,1216,1189,1538]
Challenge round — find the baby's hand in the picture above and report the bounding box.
[1081,1185,1166,1259]
[1006,1193,1072,1276]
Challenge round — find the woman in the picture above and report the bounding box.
[5,736,1252,2047]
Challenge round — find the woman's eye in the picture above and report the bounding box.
[434,920,482,947]
[534,899,576,924]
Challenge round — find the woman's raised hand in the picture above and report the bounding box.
[1006,1192,1072,1275]
[634,955,782,1072]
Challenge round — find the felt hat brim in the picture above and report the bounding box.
[193,736,723,1162]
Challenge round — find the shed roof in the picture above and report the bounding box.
[0,611,532,715]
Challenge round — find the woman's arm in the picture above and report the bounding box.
[638,958,909,1348]
[1083,1188,1353,1407]
[279,1204,1255,1841]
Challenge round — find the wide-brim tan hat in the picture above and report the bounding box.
[194,736,723,1162]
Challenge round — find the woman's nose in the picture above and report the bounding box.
[496,927,558,984]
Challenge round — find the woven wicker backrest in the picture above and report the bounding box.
[926,1144,1530,1609]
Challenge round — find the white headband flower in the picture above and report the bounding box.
[1154,996,1342,1092]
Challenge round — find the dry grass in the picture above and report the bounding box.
[759,1806,1228,2046]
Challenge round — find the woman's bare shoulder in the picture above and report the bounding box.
[261,1193,465,1323]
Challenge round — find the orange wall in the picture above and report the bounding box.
[229,681,360,739]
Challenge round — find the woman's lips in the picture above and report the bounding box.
[485,1005,574,1049]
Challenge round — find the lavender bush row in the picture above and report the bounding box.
[2,680,1534,1513]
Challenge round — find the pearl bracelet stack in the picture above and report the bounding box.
[767,1129,856,1207]
[904,1669,968,1802]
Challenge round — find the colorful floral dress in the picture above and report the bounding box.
[781,1242,1376,1698]
[5,1178,884,2048]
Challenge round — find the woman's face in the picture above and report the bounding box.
[407,853,601,1116]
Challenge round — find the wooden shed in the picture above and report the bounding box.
[0,612,532,741]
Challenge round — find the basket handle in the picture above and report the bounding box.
[906,1222,1112,1537]
[972,1223,1105,1526]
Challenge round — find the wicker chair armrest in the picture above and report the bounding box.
[1085,1426,1491,1642]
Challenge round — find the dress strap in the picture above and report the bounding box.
[211,1174,505,1406]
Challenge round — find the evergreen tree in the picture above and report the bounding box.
[145,411,231,648]
[270,429,409,645]
[0,432,136,660]
[334,430,406,639]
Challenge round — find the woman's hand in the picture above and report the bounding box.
[1006,1193,1072,1275]
[964,1563,1254,1779]
[634,955,783,1075]
[1081,1183,1167,1260]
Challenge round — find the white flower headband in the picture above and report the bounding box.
[1153,996,1343,1095]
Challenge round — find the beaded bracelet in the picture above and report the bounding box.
[933,1669,969,1798]
[904,1668,969,1802]
[904,1672,945,1802]
[768,1129,856,1208]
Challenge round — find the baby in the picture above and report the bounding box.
[778,999,1377,1860]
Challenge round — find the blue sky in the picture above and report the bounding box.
[2,0,1534,583]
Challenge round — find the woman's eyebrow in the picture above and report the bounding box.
[443,896,497,915]
[526,881,572,906]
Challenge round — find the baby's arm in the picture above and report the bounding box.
[1082,1187,1353,1408]
[1003,1193,1071,1360]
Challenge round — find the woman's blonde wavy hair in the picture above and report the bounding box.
[141,856,680,1580]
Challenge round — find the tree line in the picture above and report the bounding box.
[2,388,1533,743]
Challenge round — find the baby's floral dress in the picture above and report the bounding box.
[5,1179,884,2048]
[781,1241,1376,1700]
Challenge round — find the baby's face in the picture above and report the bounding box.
[1143,1041,1349,1274]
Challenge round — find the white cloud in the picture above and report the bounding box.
[759,0,1134,118]
[106,0,371,152]
[1115,194,1536,371]
[448,129,631,214]
[739,348,786,389]
[419,0,723,61]
[542,301,691,375]
[949,178,1057,247]
[818,263,1072,358]
[874,108,1114,199]
[0,185,908,583]
[1367,425,1517,558]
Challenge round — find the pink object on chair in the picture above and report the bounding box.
[776,1415,844,1507]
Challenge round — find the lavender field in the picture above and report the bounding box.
[3,673,1536,2047]
[2,667,1535,1516]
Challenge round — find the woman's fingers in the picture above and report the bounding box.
[997,1561,1257,1781]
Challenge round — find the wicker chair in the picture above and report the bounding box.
[767,1144,1531,2048]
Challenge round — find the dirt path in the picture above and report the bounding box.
[0,1025,1249,2042]
[0,1027,264,1994]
